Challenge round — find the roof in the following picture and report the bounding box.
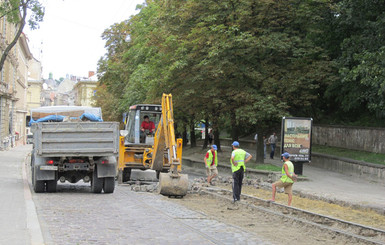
[79,74,98,82]
[129,104,162,112]
[133,104,161,107]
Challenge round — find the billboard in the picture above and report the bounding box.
[281,117,313,162]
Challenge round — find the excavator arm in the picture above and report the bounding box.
[153,94,188,197]
[151,94,181,172]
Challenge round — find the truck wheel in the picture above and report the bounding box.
[91,167,103,193]
[122,168,131,182]
[46,180,57,192]
[103,177,115,193]
[32,167,45,193]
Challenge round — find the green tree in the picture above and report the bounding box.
[0,0,44,71]
[97,0,335,163]
[169,0,333,161]
[324,0,385,122]
[93,83,121,122]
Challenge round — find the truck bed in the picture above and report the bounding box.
[31,122,119,157]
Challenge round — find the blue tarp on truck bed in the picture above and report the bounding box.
[29,115,66,126]
[79,113,103,122]
[29,114,103,126]
[29,106,104,125]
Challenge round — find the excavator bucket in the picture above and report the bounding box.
[159,172,188,197]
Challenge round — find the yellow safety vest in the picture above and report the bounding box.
[230,149,246,172]
[206,150,218,167]
[280,161,294,183]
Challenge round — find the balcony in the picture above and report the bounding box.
[0,81,8,93]
[0,81,17,100]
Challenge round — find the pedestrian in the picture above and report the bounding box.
[263,136,267,159]
[268,132,278,159]
[230,141,252,203]
[204,144,218,185]
[208,129,214,147]
[270,152,297,206]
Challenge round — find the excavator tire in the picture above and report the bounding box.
[159,172,188,197]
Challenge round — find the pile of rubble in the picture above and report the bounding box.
[125,181,159,193]
[190,176,275,193]
[126,175,277,194]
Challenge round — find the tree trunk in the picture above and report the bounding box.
[189,120,196,148]
[0,2,27,72]
[255,133,265,164]
[230,111,239,141]
[255,129,270,164]
[212,117,221,151]
[182,124,188,147]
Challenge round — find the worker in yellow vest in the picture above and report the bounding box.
[270,152,297,206]
[204,145,218,185]
[230,141,252,203]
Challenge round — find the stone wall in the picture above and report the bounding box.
[312,125,385,154]
[312,153,385,185]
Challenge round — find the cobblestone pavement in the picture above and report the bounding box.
[32,181,270,245]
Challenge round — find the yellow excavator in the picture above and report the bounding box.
[118,93,188,197]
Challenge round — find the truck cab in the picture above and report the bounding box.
[123,104,162,146]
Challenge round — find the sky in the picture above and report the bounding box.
[25,0,144,80]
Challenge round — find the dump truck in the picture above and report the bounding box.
[30,106,119,193]
[118,94,188,197]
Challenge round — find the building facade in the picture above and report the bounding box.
[0,15,33,149]
[56,78,76,106]
[74,73,98,107]
[14,33,32,146]
[26,57,43,128]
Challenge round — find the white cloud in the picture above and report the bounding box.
[25,0,144,79]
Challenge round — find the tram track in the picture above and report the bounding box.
[201,186,385,245]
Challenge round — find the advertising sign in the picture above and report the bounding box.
[281,117,313,162]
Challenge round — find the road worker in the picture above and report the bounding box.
[204,145,218,185]
[230,141,252,203]
[271,152,297,206]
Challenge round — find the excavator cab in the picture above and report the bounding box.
[118,95,188,197]
[123,104,162,145]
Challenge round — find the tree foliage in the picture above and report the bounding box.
[324,0,385,120]
[0,0,44,71]
[97,0,385,160]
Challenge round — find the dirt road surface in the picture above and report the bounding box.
[173,193,347,245]
[177,146,385,244]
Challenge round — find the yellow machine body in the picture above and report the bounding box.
[118,94,188,197]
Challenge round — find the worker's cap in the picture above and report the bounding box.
[211,145,217,150]
[281,152,290,159]
[232,141,240,147]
